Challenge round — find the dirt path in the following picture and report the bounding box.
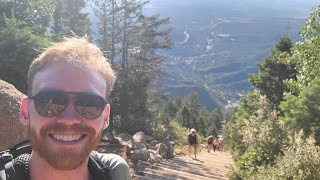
[133,150,235,180]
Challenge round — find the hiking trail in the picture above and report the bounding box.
[133,149,234,180]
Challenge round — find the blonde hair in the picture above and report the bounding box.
[27,37,116,97]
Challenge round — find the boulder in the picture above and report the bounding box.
[116,133,134,147]
[0,80,27,151]
[148,149,162,160]
[130,148,150,161]
[150,140,158,146]
[117,133,133,142]
[117,139,146,150]
[96,144,129,160]
[174,149,182,156]
[101,130,120,144]
[156,143,168,159]
[127,159,142,176]
[148,150,162,164]
[147,149,158,155]
[145,143,153,150]
[128,160,152,175]
[116,132,147,150]
[132,131,154,144]
[162,140,175,159]
[131,140,146,150]
[140,161,152,169]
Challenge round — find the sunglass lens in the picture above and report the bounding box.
[33,91,67,117]
[75,94,106,119]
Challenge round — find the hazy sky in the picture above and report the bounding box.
[146,0,319,16]
[147,0,318,9]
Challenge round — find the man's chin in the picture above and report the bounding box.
[29,125,103,170]
[45,150,88,170]
[31,137,94,170]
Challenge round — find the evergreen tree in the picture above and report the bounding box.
[0,18,50,93]
[225,92,260,157]
[0,0,55,35]
[115,0,148,134]
[250,36,296,107]
[211,108,223,131]
[53,0,91,39]
[239,95,284,174]
[179,106,192,128]
[96,0,172,134]
[90,0,121,64]
[283,7,320,95]
[225,7,320,179]
[280,78,320,144]
[172,92,222,137]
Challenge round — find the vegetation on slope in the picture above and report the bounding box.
[225,7,320,179]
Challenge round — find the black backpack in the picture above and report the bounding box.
[0,141,112,180]
[0,140,32,180]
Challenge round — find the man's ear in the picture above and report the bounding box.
[20,98,30,126]
[102,104,110,129]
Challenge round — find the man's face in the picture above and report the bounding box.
[20,63,110,170]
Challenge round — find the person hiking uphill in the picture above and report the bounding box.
[0,37,131,180]
[219,137,225,152]
[213,138,219,152]
[187,128,199,160]
[206,135,214,153]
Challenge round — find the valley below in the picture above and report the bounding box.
[145,0,318,110]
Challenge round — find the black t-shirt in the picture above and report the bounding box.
[188,133,198,145]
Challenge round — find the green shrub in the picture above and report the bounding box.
[250,132,320,180]
[226,165,244,180]
[237,151,260,176]
[170,120,190,145]
[174,144,189,155]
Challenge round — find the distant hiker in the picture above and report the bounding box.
[219,137,225,152]
[187,128,199,160]
[206,135,214,153]
[213,138,219,152]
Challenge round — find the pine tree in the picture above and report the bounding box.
[0,18,50,93]
[53,0,91,39]
[92,0,172,134]
[0,0,55,35]
[116,0,171,134]
[250,36,296,107]
[90,0,122,64]
[281,78,320,144]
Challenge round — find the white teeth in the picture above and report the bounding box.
[52,134,82,142]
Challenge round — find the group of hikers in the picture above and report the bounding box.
[187,128,224,160]
[206,135,224,153]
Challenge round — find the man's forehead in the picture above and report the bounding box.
[31,63,106,97]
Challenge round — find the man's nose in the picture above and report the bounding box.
[56,101,81,125]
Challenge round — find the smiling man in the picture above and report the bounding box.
[0,38,130,180]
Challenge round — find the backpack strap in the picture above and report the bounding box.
[4,160,15,179]
[89,153,112,180]
[4,154,31,180]
[10,141,32,158]
[0,141,32,180]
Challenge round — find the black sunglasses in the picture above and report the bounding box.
[29,90,108,119]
